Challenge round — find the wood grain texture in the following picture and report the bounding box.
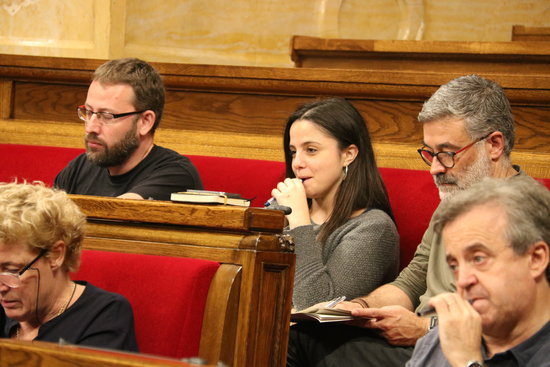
[0,79,13,119]
[70,195,285,233]
[0,54,549,178]
[200,264,242,366]
[0,339,201,367]
[291,36,550,71]
[74,196,295,367]
[512,25,550,42]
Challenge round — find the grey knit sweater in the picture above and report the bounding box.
[288,209,400,310]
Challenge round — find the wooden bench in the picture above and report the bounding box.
[512,25,550,42]
[289,35,550,74]
[1,54,549,178]
[0,144,285,208]
[2,142,549,270]
[71,250,236,362]
[71,195,294,367]
[0,143,432,269]
[0,339,210,367]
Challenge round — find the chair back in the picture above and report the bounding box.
[71,250,220,359]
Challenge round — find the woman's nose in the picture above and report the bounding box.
[292,152,305,170]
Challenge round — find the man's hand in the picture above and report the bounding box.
[350,305,430,346]
[330,300,365,311]
[118,192,144,199]
[430,293,483,367]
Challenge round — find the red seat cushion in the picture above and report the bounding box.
[380,167,440,269]
[188,155,285,207]
[3,143,549,271]
[71,250,220,358]
[536,177,550,190]
[0,145,287,207]
[0,143,84,186]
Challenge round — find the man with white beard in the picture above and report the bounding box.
[286,75,523,367]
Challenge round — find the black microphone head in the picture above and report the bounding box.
[266,204,292,215]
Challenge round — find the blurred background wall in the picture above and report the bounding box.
[1,0,549,66]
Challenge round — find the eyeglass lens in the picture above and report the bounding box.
[77,107,111,123]
[0,248,47,288]
[0,273,22,288]
[420,150,454,168]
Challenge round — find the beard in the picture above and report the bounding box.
[85,121,140,168]
[434,145,492,201]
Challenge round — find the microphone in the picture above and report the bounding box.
[264,197,292,215]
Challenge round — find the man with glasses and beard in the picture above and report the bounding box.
[286,75,525,367]
[55,58,202,201]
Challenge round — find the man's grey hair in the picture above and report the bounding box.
[434,176,550,281]
[418,75,515,157]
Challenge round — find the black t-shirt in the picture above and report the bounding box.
[54,145,203,200]
[2,281,138,352]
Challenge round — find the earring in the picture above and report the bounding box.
[342,165,348,181]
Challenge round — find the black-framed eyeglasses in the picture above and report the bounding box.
[77,105,146,126]
[0,248,48,288]
[417,133,492,169]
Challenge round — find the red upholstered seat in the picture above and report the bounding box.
[380,167,440,269]
[187,155,285,207]
[71,250,220,359]
[0,144,286,208]
[0,143,84,185]
[2,143,549,270]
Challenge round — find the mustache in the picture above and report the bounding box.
[434,173,457,185]
[85,134,105,146]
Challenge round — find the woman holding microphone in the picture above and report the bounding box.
[271,98,399,310]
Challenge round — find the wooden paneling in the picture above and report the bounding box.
[163,91,307,134]
[0,54,549,177]
[512,25,550,42]
[290,36,550,73]
[12,82,87,122]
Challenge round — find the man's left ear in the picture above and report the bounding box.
[343,144,359,166]
[528,241,549,280]
[48,240,66,271]
[138,110,156,136]
[486,131,506,161]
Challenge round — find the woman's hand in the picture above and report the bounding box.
[271,178,310,229]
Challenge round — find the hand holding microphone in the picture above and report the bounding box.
[264,197,292,215]
[268,178,310,228]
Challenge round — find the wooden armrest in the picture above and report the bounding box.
[199,263,242,365]
[0,339,207,367]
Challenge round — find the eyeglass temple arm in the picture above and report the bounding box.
[18,247,48,275]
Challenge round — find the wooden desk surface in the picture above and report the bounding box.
[71,194,285,234]
[291,36,550,73]
[0,339,211,367]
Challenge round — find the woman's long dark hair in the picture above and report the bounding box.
[283,98,394,244]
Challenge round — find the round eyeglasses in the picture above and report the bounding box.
[77,105,146,126]
[417,133,492,169]
[0,248,48,288]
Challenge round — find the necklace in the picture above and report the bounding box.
[57,281,77,316]
[14,282,77,340]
